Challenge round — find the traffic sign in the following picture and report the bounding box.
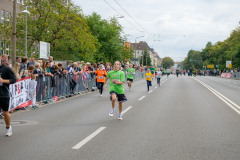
[207,65,214,68]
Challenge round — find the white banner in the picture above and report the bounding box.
[8,78,31,111]
[39,41,50,59]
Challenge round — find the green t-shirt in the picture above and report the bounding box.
[150,68,155,74]
[126,67,135,79]
[107,70,125,94]
[47,68,50,73]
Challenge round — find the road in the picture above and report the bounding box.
[1,74,240,160]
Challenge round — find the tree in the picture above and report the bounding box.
[162,57,174,69]
[139,49,152,66]
[0,0,98,61]
[86,12,127,63]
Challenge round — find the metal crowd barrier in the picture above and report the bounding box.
[0,70,148,116]
[231,72,240,79]
[35,73,97,104]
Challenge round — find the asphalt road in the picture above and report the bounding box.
[1,74,240,160]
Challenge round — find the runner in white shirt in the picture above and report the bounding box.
[166,68,170,78]
[156,68,162,87]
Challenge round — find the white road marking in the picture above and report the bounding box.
[193,78,240,115]
[138,96,146,100]
[155,86,158,89]
[149,90,153,93]
[72,127,106,150]
[122,106,132,115]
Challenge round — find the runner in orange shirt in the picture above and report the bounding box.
[95,64,107,97]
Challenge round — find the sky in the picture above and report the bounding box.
[72,0,240,62]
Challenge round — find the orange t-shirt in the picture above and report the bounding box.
[96,69,107,82]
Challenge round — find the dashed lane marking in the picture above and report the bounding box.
[149,90,153,93]
[72,127,106,150]
[122,106,132,115]
[138,96,146,101]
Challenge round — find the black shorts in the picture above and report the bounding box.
[110,91,127,102]
[0,97,10,111]
[127,78,133,82]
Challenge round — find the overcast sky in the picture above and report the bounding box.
[72,0,240,62]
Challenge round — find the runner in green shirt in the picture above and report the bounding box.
[150,66,155,77]
[103,61,127,120]
[126,64,135,91]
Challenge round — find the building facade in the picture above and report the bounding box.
[0,0,23,56]
[130,41,155,66]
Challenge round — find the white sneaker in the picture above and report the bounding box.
[109,109,114,117]
[129,88,131,91]
[118,113,122,120]
[100,94,103,97]
[6,126,12,137]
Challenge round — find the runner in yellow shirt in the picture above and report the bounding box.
[145,68,153,92]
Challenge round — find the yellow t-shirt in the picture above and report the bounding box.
[145,72,153,81]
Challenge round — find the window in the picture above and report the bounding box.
[1,10,4,24]
[6,43,10,55]
[1,41,4,55]
[6,12,10,24]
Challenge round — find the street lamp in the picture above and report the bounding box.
[135,36,144,64]
[116,15,124,18]
[22,7,30,57]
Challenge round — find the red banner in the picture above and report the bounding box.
[221,73,232,78]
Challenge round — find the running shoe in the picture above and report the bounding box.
[118,113,122,120]
[129,88,131,91]
[109,109,115,117]
[100,94,103,97]
[6,126,12,137]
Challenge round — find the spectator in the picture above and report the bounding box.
[33,63,44,77]
[12,63,23,80]
[80,61,84,67]
[37,60,43,68]
[2,54,9,63]
[23,65,35,77]
[49,56,54,67]
[29,74,37,109]
[27,57,35,68]
[58,63,64,78]
[20,57,28,77]
[17,57,21,63]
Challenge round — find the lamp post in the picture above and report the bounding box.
[22,7,30,57]
[11,0,17,66]
[135,36,144,65]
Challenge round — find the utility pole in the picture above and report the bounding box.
[146,45,148,66]
[11,0,17,66]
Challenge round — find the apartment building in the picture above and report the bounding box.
[0,0,23,55]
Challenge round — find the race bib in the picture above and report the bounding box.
[128,72,133,75]
[99,76,103,80]
[147,75,150,78]
[112,79,120,85]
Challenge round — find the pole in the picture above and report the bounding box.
[146,45,148,66]
[134,39,136,65]
[11,0,17,66]
[25,6,28,57]
[142,50,143,65]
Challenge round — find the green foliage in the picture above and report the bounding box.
[182,26,240,70]
[86,12,130,63]
[162,57,174,69]
[139,49,152,66]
